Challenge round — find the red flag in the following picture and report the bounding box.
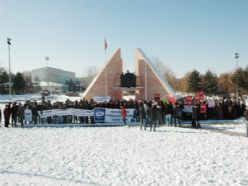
[104,39,107,50]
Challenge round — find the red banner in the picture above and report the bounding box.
[168,97,177,104]
[185,96,193,105]
[195,91,204,101]
[200,104,207,114]
[154,93,160,102]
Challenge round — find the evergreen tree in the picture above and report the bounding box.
[203,70,219,95]
[13,72,26,92]
[218,73,234,96]
[66,79,76,92]
[0,70,9,83]
[187,70,202,93]
[232,67,248,94]
[0,68,9,93]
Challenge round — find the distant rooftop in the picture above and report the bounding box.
[31,66,75,74]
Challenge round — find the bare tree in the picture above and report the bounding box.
[80,66,98,89]
[151,57,178,90]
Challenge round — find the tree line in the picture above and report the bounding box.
[1,63,248,96]
[0,67,86,94]
[0,67,38,94]
[151,58,248,96]
[167,67,248,96]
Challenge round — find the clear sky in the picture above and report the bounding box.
[0,0,247,78]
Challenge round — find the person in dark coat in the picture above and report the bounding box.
[165,102,173,126]
[138,101,146,130]
[244,108,248,137]
[4,104,11,127]
[150,102,158,131]
[18,103,25,127]
[172,103,182,127]
[0,108,2,126]
[32,101,39,124]
[11,102,18,127]
[192,102,201,128]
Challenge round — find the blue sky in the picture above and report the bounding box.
[0,0,247,78]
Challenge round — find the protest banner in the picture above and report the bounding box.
[24,109,32,123]
[93,96,110,103]
[94,108,136,124]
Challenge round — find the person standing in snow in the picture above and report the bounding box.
[120,102,127,125]
[143,101,150,130]
[11,102,18,127]
[244,108,248,137]
[0,108,2,126]
[150,102,158,131]
[192,102,201,128]
[4,104,11,127]
[18,103,25,127]
[138,101,146,130]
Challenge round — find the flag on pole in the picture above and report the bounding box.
[104,39,107,50]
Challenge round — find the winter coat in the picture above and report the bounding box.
[4,107,11,119]
[120,106,127,118]
[244,109,248,120]
[192,105,200,119]
[151,105,158,121]
[138,104,146,119]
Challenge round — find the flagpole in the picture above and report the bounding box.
[7,38,12,102]
[145,41,148,100]
[104,39,107,96]
[105,49,107,96]
[145,60,147,100]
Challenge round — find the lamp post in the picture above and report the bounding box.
[45,56,49,87]
[235,53,239,99]
[7,37,11,102]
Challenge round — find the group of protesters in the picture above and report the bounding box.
[0,96,247,130]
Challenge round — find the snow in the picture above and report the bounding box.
[0,94,82,104]
[1,94,248,185]
[0,126,248,186]
[39,81,65,87]
[203,123,247,134]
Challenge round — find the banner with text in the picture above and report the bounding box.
[94,107,136,124]
[38,109,93,118]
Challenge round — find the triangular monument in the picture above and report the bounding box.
[83,48,123,100]
[83,48,175,100]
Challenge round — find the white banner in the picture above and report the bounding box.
[104,108,136,123]
[38,109,93,118]
[93,96,110,103]
[38,110,54,118]
[183,105,193,113]
[207,100,216,108]
[24,109,32,123]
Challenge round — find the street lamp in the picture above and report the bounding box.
[7,37,11,102]
[45,56,49,86]
[235,53,239,99]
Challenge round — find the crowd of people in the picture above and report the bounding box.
[0,96,247,130]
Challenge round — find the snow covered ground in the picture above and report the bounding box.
[1,94,248,185]
[0,126,248,186]
[203,122,247,134]
[0,93,82,104]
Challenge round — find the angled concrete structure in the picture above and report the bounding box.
[83,48,175,100]
[135,48,175,100]
[83,48,123,100]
